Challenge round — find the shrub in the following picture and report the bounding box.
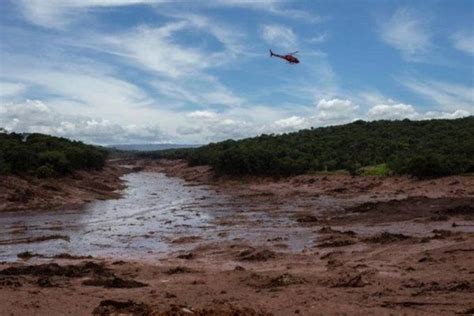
[39,151,70,174]
[4,146,38,174]
[390,154,469,179]
[36,165,56,178]
[358,164,391,176]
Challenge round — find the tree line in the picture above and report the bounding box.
[140,117,474,178]
[0,131,108,178]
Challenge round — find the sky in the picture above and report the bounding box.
[0,0,473,145]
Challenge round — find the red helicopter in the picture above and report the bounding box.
[269,49,299,64]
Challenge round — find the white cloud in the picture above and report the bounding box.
[178,105,317,142]
[210,0,321,23]
[2,97,469,145]
[367,102,470,120]
[356,91,392,106]
[261,24,298,50]
[17,0,160,28]
[176,125,202,136]
[273,116,309,132]
[452,32,474,55]
[401,78,474,111]
[181,110,253,142]
[171,13,246,56]
[0,99,168,144]
[100,23,209,78]
[378,7,431,60]
[422,109,470,119]
[84,14,246,108]
[154,75,243,108]
[367,103,418,120]
[0,82,27,98]
[308,33,327,44]
[187,110,219,120]
[315,98,359,123]
[1,54,150,121]
[17,0,321,30]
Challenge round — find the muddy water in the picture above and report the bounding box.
[3,171,470,263]
[0,172,312,262]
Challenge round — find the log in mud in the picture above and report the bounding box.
[0,159,473,315]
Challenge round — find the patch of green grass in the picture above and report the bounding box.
[358,164,391,176]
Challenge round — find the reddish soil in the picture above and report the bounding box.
[0,160,131,212]
[1,159,473,315]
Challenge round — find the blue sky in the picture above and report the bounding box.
[0,0,473,144]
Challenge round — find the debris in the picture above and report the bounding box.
[269,273,305,287]
[294,214,318,224]
[83,276,148,288]
[0,276,22,287]
[17,251,36,260]
[37,277,54,287]
[0,261,109,278]
[363,232,411,244]
[331,273,366,288]
[165,266,193,274]
[238,248,276,261]
[92,300,151,316]
[171,236,201,244]
[317,239,355,248]
[164,292,177,298]
[0,235,70,245]
[177,253,194,260]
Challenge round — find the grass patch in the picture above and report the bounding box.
[358,164,391,176]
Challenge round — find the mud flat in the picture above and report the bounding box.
[0,159,473,315]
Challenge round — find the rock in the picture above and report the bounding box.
[317,239,356,248]
[177,253,194,260]
[83,276,147,288]
[37,277,54,287]
[165,266,193,274]
[363,232,412,244]
[92,299,151,316]
[0,261,110,278]
[238,248,276,261]
[269,273,305,287]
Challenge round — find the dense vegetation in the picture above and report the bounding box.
[141,117,474,178]
[0,130,108,178]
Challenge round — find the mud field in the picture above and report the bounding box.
[0,160,473,315]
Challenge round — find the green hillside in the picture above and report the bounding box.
[0,131,107,178]
[142,117,474,178]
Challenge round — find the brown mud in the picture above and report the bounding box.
[0,160,131,213]
[0,159,473,315]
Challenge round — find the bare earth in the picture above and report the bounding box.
[0,161,131,213]
[1,159,473,315]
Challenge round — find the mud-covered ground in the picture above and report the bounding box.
[0,159,473,315]
[0,160,134,213]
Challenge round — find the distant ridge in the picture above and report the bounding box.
[108,143,201,152]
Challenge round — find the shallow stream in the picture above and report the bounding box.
[0,172,312,262]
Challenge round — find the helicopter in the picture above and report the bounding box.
[269,49,299,64]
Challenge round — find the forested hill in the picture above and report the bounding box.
[0,131,107,178]
[142,117,474,178]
